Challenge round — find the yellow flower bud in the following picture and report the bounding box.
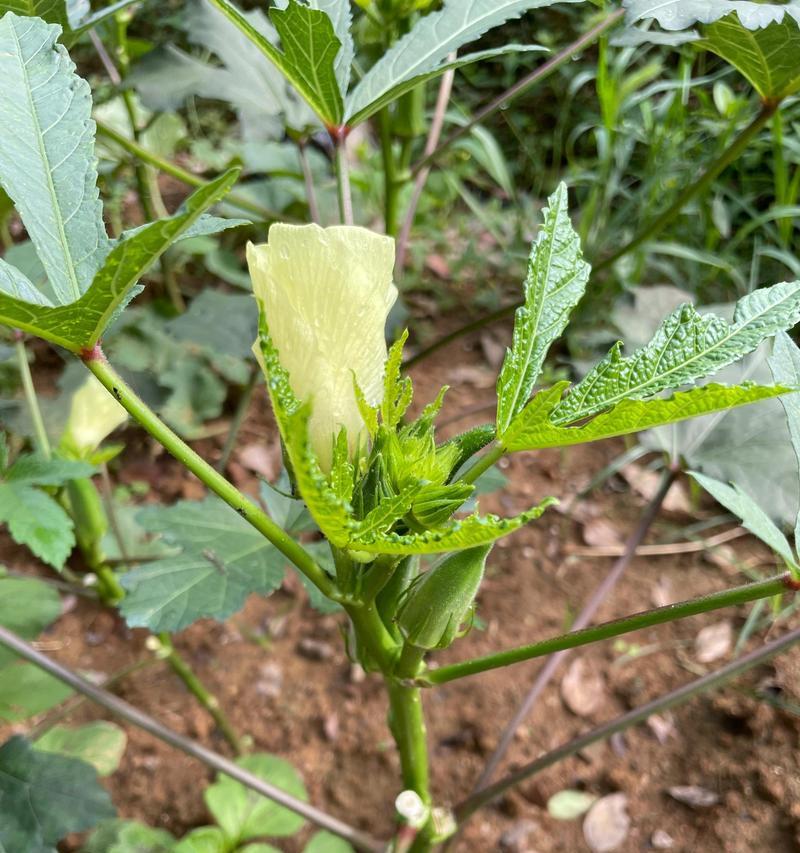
[247,224,397,471]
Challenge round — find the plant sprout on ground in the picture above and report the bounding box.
[1,2,800,852]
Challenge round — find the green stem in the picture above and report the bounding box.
[420,574,794,686]
[379,109,401,236]
[157,633,242,754]
[458,442,505,486]
[387,681,431,799]
[335,133,354,226]
[596,101,779,272]
[82,350,336,600]
[454,623,800,824]
[95,121,289,223]
[216,365,259,473]
[345,600,398,673]
[15,336,51,458]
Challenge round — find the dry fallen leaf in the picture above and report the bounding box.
[646,712,676,745]
[695,621,733,663]
[583,793,630,852]
[668,785,720,808]
[238,442,279,479]
[424,253,451,279]
[561,657,605,717]
[582,518,623,548]
[620,464,690,513]
[480,330,507,370]
[447,365,495,389]
[651,576,675,608]
[651,829,675,849]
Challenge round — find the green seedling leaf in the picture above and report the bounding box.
[83,819,175,853]
[553,281,800,426]
[502,381,790,451]
[0,663,73,721]
[304,831,355,852]
[344,0,576,125]
[0,14,110,304]
[0,575,61,668]
[205,753,307,842]
[690,471,796,567]
[35,722,127,777]
[207,0,343,127]
[0,170,240,351]
[769,331,800,548]
[496,183,590,436]
[119,496,286,632]
[624,1,800,31]
[172,826,228,853]
[0,736,114,852]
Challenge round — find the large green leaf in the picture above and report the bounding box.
[0,13,110,305]
[699,14,800,99]
[35,723,127,777]
[552,281,800,426]
[496,183,590,436]
[0,1,68,29]
[623,0,800,31]
[206,0,343,127]
[0,736,115,853]
[769,331,800,546]
[0,662,73,722]
[119,496,286,632]
[0,484,76,569]
[344,0,576,125]
[0,170,240,351]
[502,380,790,451]
[690,471,796,567]
[0,575,61,668]
[204,754,307,843]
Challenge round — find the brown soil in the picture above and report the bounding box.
[3,320,800,853]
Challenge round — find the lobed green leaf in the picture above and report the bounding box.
[496,183,590,436]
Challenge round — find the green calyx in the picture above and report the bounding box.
[397,544,491,650]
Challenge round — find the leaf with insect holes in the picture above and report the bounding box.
[553,282,800,426]
[496,183,590,436]
[0,171,240,351]
[344,0,568,125]
[770,331,800,547]
[690,471,796,567]
[0,736,114,852]
[118,496,288,632]
[0,14,109,305]
[502,381,791,451]
[206,0,344,127]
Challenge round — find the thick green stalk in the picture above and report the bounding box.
[387,681,431,802]
[157,633,242,755]
[15,337,51,458]
[95,121,288,222]
[454,624,800,824]
[420,574,794,686]
[81,350,336,600]
[334,133,354,226]
[458,442,505,486]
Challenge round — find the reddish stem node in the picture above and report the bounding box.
[782,574,800,592]
[79,343,105,362]
[327,124,351,143]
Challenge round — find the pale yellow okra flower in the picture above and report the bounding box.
[62,376,128,456]
[247,224,397,472]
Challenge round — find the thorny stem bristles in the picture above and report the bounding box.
[80,347,337,602]
[419,574,795,686]
[0,624,384,853]
[15,336,51,459]
[454,624,800,825]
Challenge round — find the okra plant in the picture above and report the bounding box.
[1,2,800,852]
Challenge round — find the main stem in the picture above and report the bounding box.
[81,349,336,600]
